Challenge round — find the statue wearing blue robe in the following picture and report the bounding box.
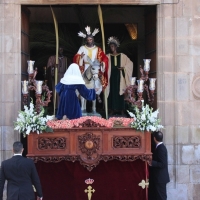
[55,83,96,120]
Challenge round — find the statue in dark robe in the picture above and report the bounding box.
[106,36,133,116]
[46,47,71,111]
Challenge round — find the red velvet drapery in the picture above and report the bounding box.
[35,159,148,200]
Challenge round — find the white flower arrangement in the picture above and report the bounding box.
[14,101,54,137]
[127,100,164,132]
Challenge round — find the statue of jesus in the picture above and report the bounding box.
[73,26,109,91]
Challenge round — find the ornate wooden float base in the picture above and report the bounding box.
[27,127,152,171]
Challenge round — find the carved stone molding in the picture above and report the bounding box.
[192,73,200,100]
[19,0,161,5]
[78,132,100,159]
[113,136,141,148]
[38,137,66,150]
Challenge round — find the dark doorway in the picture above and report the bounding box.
[27,5,147,78]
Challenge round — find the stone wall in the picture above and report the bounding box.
[0,2,21,199]
[0,0,200,199]
[0,1,21,161]
[157,1,200,199]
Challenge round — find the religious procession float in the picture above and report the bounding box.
[13,6,164,200]
[15,54,163,200]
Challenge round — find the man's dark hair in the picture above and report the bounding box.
[109,42,118,47]
[153,131,163,142]
[13,141,23,153]
[86,35,94,39]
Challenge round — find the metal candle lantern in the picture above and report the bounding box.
[143,59,151,72]
[131,77,137,85]
[35,81,43,94]
[21,80,29,105]
[124,59,156,109]
[137,80,145,93]
[27,60,35,74]
[22,60,52,114]
[22,80,28,94]
[149,78,156,91]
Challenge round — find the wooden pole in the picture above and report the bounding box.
[98,5,108,119]
[50,6,59,116]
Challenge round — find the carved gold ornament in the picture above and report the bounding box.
[85,140,94,149]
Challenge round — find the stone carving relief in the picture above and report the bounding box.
[192,73,200,100]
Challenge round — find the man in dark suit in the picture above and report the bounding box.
[148,131,170,200]
[0,141,43,200]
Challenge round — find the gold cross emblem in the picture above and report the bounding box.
[84,185,95,200]
[138,179,149,189]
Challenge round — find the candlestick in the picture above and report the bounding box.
[143,59,151,72]
[137,80,144,92]
[35,81,43,94]
[22,80,28,94]
[124,58,156,108]
[27,60,35,74]
[131,77,137,85]
[149,78,156,90]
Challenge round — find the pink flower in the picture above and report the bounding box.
[47,116,133,130]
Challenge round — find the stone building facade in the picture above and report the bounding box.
[0,0,200,199]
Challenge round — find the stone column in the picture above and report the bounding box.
[0,1,21,166]
[0,2,21,200]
